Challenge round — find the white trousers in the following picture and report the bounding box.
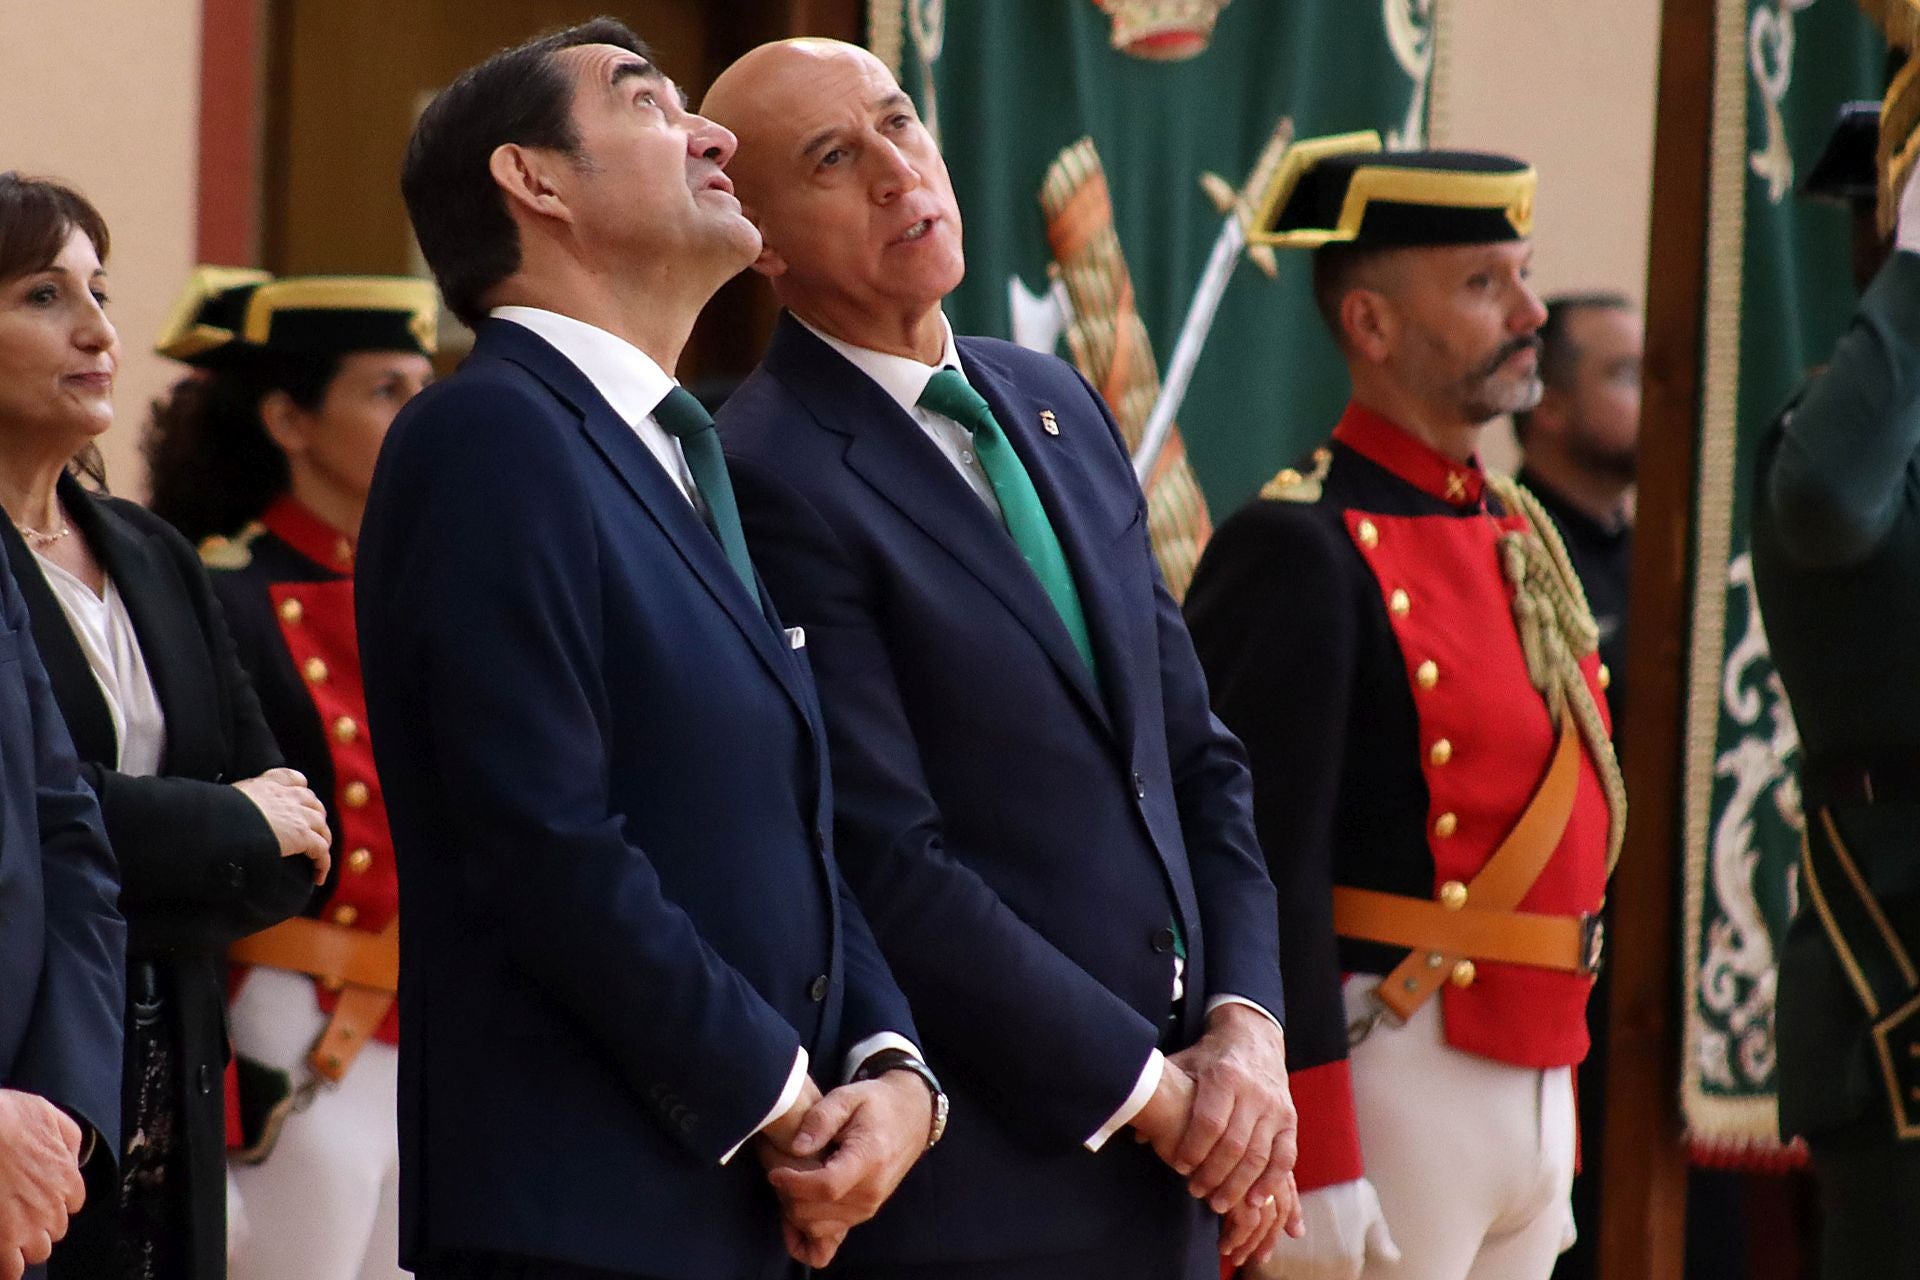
[226,966,406,1280]
[1344,975,1577,1280]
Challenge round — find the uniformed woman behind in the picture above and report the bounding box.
[0,175,331,1280]
[145,269,435,1280]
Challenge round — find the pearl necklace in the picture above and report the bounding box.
[14,519,71,547]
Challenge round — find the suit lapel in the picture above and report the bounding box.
[0,519,115,763]
[475,321,814,726]
[61,480,217,776]
[962,343,1143,753]
[760,316,1111,735]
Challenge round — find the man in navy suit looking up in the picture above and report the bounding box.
[705,39,1298,1280]
[356,20,933,1280]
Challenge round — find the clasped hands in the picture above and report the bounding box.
[754,1070,933,1267]
[0,1088,88,1280]
[1131,1004,1304,1269]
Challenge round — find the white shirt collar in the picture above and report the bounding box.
[491,306,676,428]
[797,313,964,416]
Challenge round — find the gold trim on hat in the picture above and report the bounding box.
[241,277,441,354]
[1247,131,1383,249]
[1250,136,1536,249]
[154,265,275,361]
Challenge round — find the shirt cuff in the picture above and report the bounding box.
[1206,994,1281,1030]
[1085,1047,1163,1152]
[840,1031,923,1084]
[718,1046,810,1166]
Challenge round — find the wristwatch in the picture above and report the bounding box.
[853,1048,949,1149]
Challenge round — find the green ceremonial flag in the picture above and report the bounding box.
[871,0,1435,594]
[1680,0,1882,1165]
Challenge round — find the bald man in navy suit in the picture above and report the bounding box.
[707,39,1297,1280]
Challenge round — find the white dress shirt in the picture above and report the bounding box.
[491,306,699,506]
[806,312,1281,1150]
[490,306,917,1163]
[35,553,166,776]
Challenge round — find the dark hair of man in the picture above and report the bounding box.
[145,353,341,545]
[0,173,113,488]
[401,17,648,329]
[1310,243,1382,348]
[1511,291,1633,441]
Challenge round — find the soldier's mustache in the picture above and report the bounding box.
[1472,334,1542,380]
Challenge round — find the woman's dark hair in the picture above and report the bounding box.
[145,353,339,545]
[0,171,110,285]
[402,17,648,328]
[0,173,114,489]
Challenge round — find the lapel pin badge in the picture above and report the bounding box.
[1040,409,1060,436]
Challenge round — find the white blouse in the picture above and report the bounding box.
[33,552,167,777]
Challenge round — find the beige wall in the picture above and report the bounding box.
[1430,0,1663,469]
[0,0,202,500]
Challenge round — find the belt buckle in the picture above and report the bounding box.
[1579,914,1606,976]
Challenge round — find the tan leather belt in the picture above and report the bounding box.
[1341,718,1588,1027]
[1333,889,1603,973]
[230,916,398,1082]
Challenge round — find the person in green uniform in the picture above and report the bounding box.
[1750,99,1920,1279]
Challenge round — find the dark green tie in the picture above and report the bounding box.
[918,368,1097,674]
[652,387,757,602]
[921,371,1181,960]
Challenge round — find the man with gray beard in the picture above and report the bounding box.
[1186,139,1625,1280]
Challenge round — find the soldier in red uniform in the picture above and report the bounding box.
[1184,137,1625,1280]
[145,269,437,1280]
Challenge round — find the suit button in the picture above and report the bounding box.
[1450,960,1477,988]
[1150,927,1176,954]
[332,904,359,927]
[1132,772,1147,800]
[277,598,303,625]
[808,974,829,1002]
[342,780,370,809]
[197,1064,212,1094]
[332,716,359,744]
[303,657,329,684]
[347,847,373,874]
[216,860,244,889]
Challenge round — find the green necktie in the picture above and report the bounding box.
[918,367,1096,675]
[921,371,1182,961]
[652,386,757,603]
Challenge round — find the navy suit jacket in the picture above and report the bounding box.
[356,318,915,1279]
[0,551,123,1188]
[720,315,1284,1264]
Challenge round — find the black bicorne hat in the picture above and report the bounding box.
[156,267,439,367]
[1249,131,1536,250]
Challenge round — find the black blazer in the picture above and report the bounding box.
[17,474,314,1280]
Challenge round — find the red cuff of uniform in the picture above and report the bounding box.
[1290,1060,1364,1191]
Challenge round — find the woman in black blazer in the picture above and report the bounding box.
[0,175,331,1279]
